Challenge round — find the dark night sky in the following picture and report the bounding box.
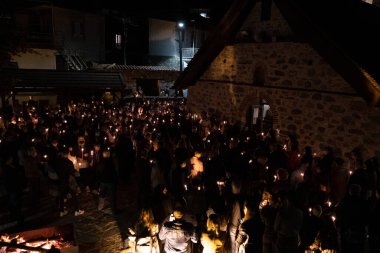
[3,0,379,80]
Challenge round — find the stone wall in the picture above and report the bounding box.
[187,43,380,157]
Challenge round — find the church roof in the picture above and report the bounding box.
[174,0,380,106]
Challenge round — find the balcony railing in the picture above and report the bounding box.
[182,47,199,59]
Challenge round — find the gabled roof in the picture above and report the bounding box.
[1,69,124,92]
[94,64,178,72]
[174,0,380,106]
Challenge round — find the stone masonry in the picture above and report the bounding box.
[186,2,380,158]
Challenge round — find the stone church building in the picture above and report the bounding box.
[174,0,380,158]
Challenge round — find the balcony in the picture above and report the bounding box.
[181,47,199,60]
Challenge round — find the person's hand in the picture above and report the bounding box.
[128,228,135,235]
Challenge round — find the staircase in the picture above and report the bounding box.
[60,50,88,71]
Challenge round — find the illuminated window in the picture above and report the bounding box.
[115,34,122,49]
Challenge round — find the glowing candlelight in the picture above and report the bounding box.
[90,150,94,156]
[327,200,332,207]
[274,175,278,181]
[309,207,312,215]
[349,170,353,175]
[297,154,301,158]
[266,166,269,170]
[81,148,84,159]
[184,184,188,191]
[331,215,336,222]
[249,159,253,164]
[300,172,304,177]
[43,154,48,159]
[197,186,201,191]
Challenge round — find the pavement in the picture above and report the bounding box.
[0,176,139,253]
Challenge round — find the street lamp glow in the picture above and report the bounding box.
[178,22,185,29]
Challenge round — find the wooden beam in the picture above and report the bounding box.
[173,0,257,89]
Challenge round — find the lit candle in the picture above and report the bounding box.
[81,148,84,159]
[331,215,336,223]
[274,175,278,181]
[309,207,312,216]
[327,200,332,207]
[184,184,188,191]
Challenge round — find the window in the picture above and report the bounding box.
[72,21,84,39]
[115,34,122,49]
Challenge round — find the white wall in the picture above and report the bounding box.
[12,48,57,69]
[149,18,177,57]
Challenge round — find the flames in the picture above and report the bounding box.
[1,234,74,252]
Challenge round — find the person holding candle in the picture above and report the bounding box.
[235,198,257,253]
[158,205,197,253]
[259,191,278,253]
[201,214,226,253]
[96,149,118,213]
[226,178,245,253]
[337,184,370,253]
[274,191,303,253]
[56,147,85,216]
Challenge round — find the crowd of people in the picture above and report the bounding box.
[0,96,379,253]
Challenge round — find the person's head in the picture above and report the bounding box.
[206,214,220,234]
[348,184,361,197]
[243,198,255,217]
[277,191,290,208]
[102,150,111,158]
[231,178,242,195]
[94,143,101,152]
[51,138,59,147]
[173,206,184,220]
[194,151,202,159]
[304,146,312,155]
[139,208,155,226]
[77,136,85,147]
[312,205,322,217]
[276,168,289,181]
[262,191,272,203]
[61,146,70,157]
